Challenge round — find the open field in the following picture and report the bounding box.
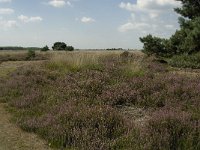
[0,50,199,150]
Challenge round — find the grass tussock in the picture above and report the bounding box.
[0,51,199,149]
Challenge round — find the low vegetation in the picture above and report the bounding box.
[0,2,200,148]
[0,47,41,51]
[41,46,50,52]
[169,53,200,69]
[1,1,199,150]
[0,51,199,149]
[0,50,48,62]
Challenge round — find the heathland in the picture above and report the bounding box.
[0,50,199,150]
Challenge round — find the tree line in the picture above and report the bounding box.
[0,47,41,51]
[0,42,75,52]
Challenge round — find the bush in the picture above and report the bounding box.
[52,42,67,51]
[35,104,126,149]
[66,46,74,51]
[41,45,49,52]
[169,53,200,69]
[26,50,36,60]
[140,35,169,57]
[146,108,200,150]
[52,42,74,51]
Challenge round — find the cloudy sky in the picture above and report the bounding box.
[0,0,181,49]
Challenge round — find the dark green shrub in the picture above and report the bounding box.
[167,29,187,55]
[52,42,74,51]
[26,50,36,60]
[66,46,74,51]
[140,34,169,57]
[52,42,67,51]
[41,45,49,52]
[169,53,200,69]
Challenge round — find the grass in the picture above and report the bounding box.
[0,104,50,150]
[0,50,199,149]
[45,52,105,73]
[0,50,49,62]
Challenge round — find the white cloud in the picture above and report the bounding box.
[149,12,159,19]
[118,22,151,32]
[118,0,180,35]
[81,17,95,23]
[48,0,72,8]
[0,8,14,15]
[165,24,174,29]
[119,0,181,12]
[0,20,17,29]
[119,0,181,20]
[18,15,43,23]
[0,0,12,3]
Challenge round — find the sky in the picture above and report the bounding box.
[0,0,182,49]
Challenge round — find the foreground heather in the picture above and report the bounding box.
[0,52,199,149]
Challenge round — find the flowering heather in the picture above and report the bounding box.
[0,52,199,149]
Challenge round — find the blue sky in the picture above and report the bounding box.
[0,0,181,49]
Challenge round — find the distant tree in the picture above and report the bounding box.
[66,46,74,51]
[41,45,50,52]
[52,42,67,51]
[52,42,74,51]
[106,48,123,51]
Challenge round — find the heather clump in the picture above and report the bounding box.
[98,72,200,111]
[21,102,127,149]
[146,108,200,150]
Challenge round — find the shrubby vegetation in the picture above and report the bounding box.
[0,47,41,51]
[0,0,200,149]
[169,53,200,69]
[106,48,123,51]
[0,50,48,62]
[140,0,200,62]
[52,42,74,51]
[140,35,168,57]
[41,45,49,52]
[0,52,199,149]
[26,50,36,60]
